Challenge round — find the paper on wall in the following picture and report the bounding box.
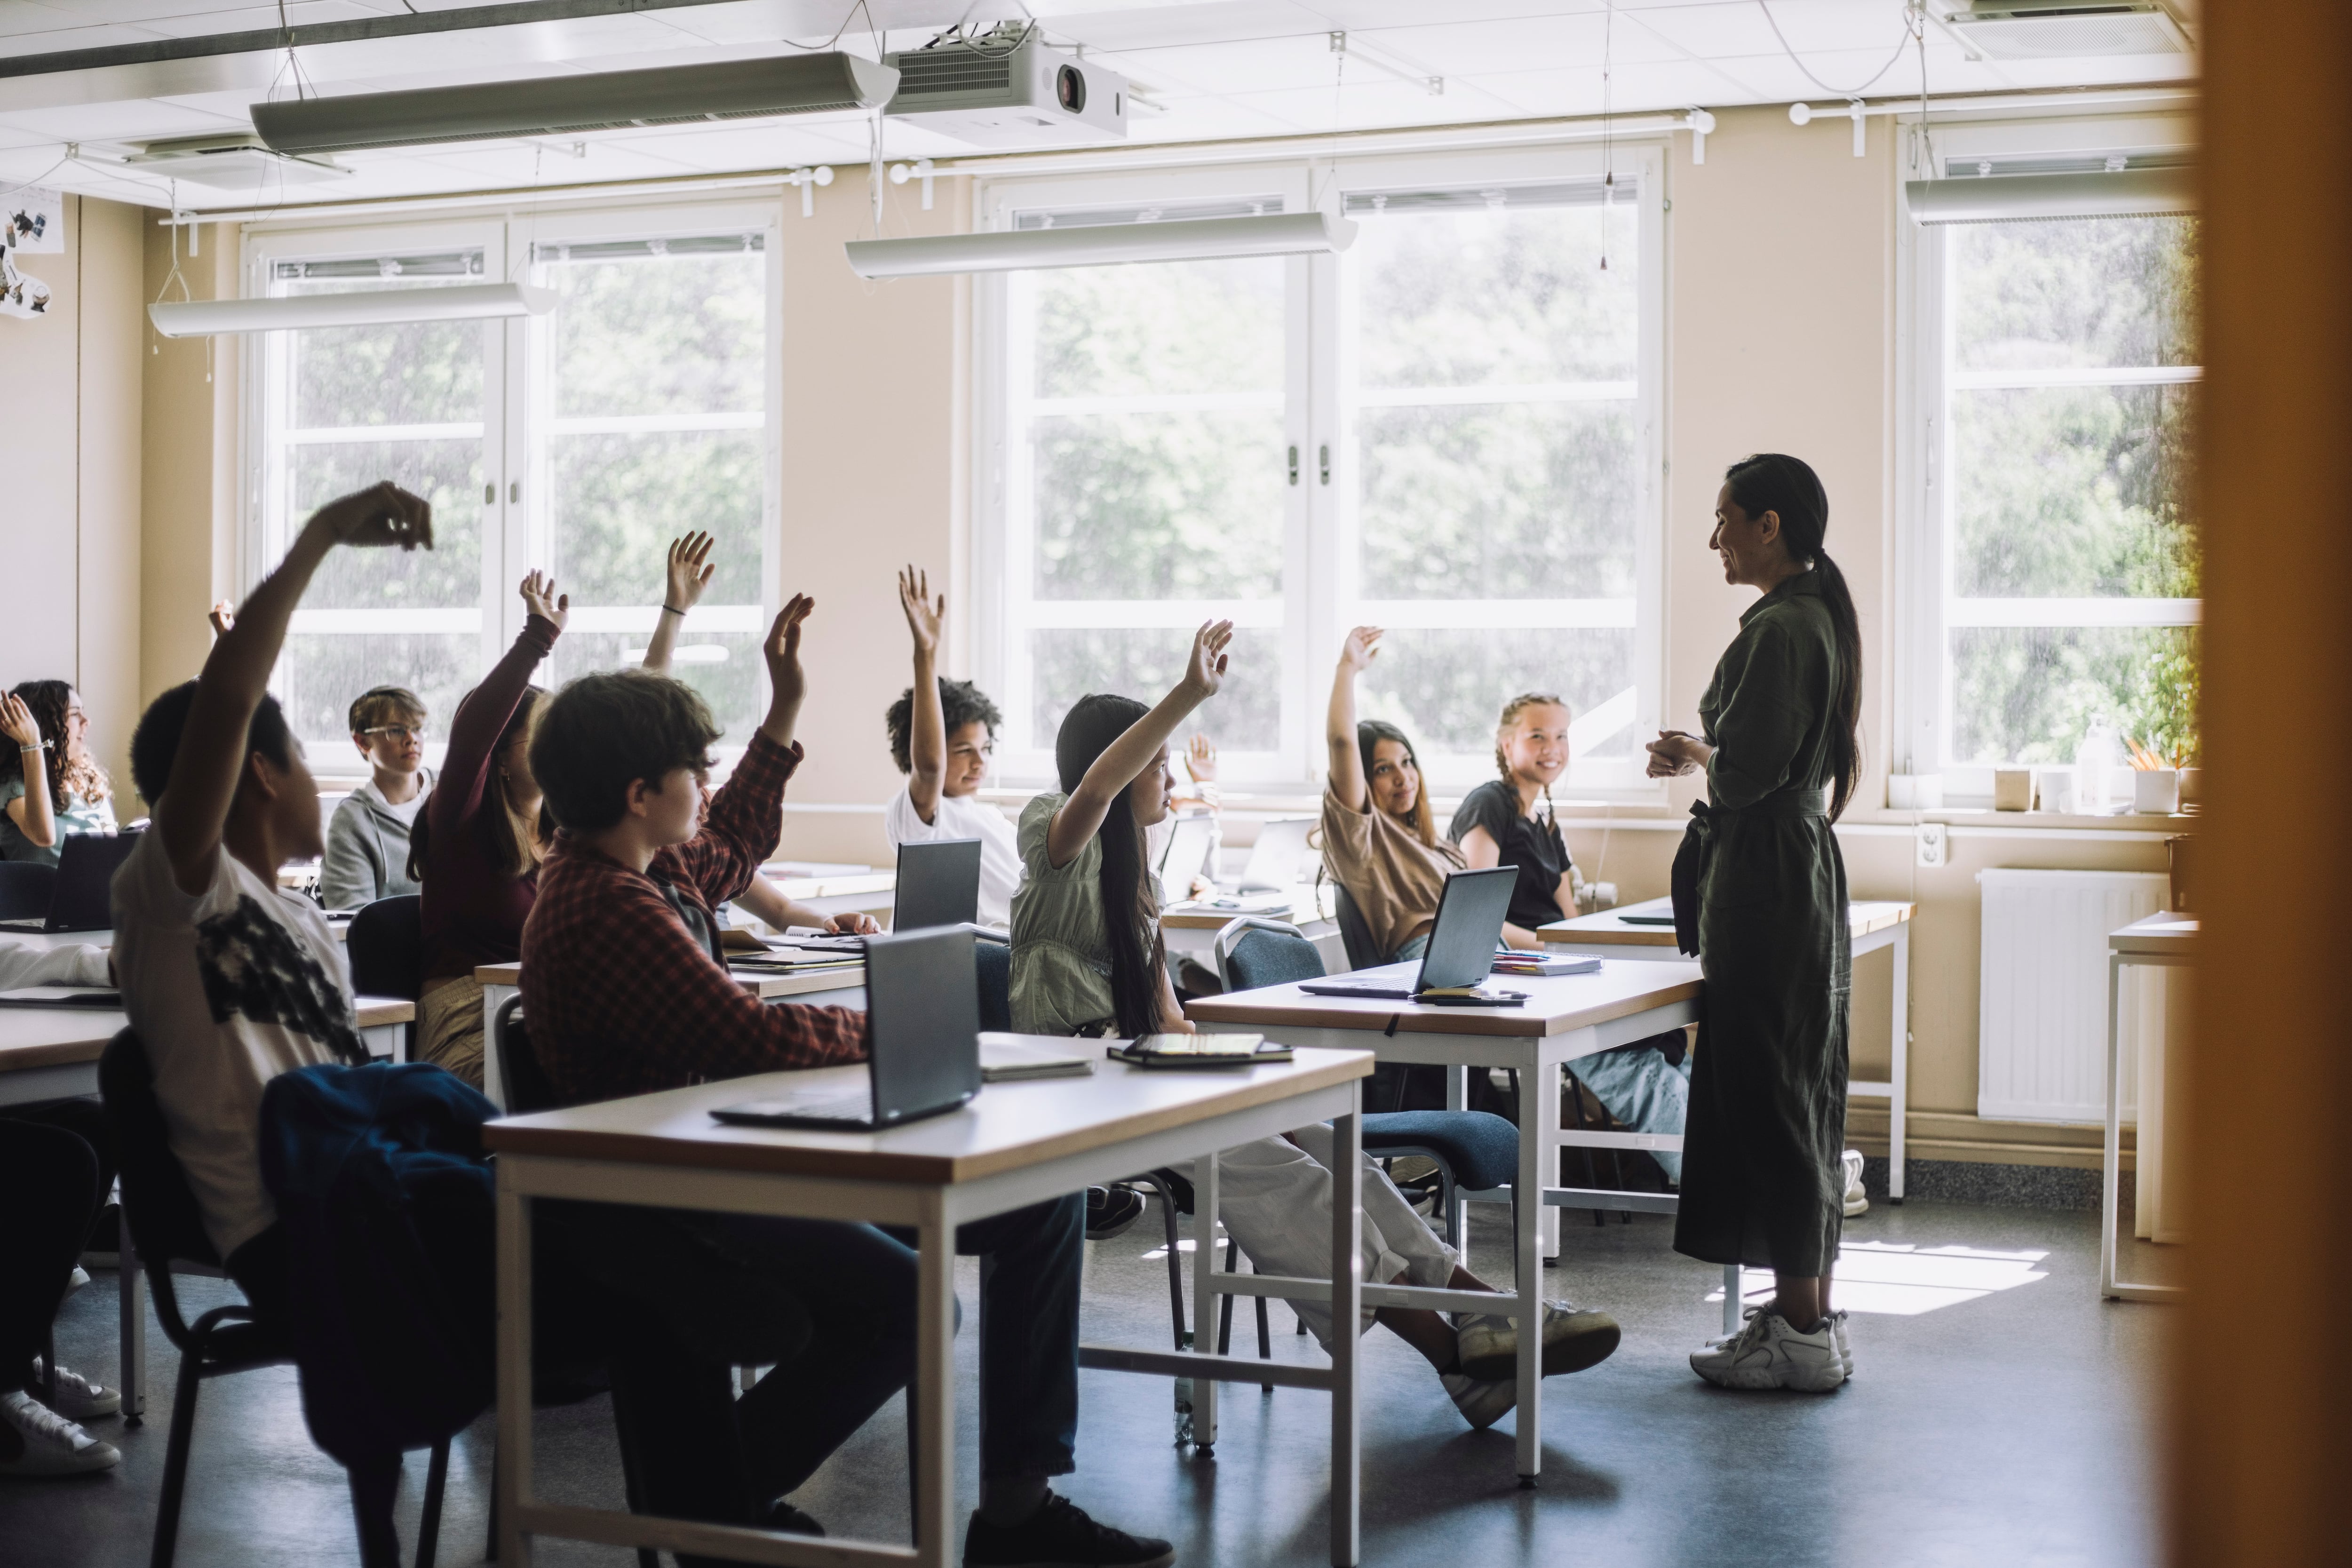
[0,186,60,318]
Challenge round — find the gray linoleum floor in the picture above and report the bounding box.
[5,1190,2171,1568]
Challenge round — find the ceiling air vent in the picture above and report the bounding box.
[1945,1,2193,60]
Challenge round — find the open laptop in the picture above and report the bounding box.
[711,925,983,1131]
[892,837,984,931]
[1234,817,1315,892]
[0,830,143,934]
[1156,813,1216,902]
[1298,865,1520,1000]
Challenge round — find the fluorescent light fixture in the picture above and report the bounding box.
[148,282,554,338]
[1905,167,2194,224]
[252,53,896,157]
[845,210,1357,279]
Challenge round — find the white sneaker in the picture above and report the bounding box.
[1842,1151,1869,1217]
[0,1390,121,1476]
[1689,1307,1845,1393]
[29,1359,120,1420]
[1455,1302,1622,1382]
[1440,1371,1517,1430]
[1827,1309,1854,1380]
[67,1265,90,1294]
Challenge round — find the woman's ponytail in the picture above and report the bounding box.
[1724,454,1862,821]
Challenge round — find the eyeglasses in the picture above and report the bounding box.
[362,724,429,742]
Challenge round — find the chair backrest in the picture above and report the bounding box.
[1213,918,1325,993]
[96,1028,217,1349]
[0,860,56,920]
[975,935,1012,1033]
[492,994,562,1115]
[344,894,423,1001]
[1328,881,1384,972]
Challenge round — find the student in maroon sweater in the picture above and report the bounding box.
[412,572,565,1087]
[520,598,1174,1568]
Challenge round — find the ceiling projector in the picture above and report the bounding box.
[883,33,1128,147]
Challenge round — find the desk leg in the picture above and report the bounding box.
[1330,1088,1361,1568]
[481,983,517,1112]
[1444,1066,1468,1243]
[1514,1065,1542,1484]
[2100,954,2123,1301]
[1540,1063,1561,1262]
[915,1192,957,1568]
[495,1170,534,1568]
[1890,925,1911,1204]
[1192,1152,1220,1449]
[118,1205,145,1422]
[1723,1266,1743,1336]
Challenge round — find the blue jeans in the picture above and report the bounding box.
[1392,933,1431,962]
[1573,1037,1693,1181]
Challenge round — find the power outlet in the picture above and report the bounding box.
[1915,821,1948,869]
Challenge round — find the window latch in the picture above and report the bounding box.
[1287,445,1299,486]
[484,483,494,505]
[509,480,520,504]
[1319,443,1331,486]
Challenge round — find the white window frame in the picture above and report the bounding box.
[1893,112,2199,800]
[973,143,1667,798]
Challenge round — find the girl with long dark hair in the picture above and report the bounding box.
[0,682,116,865]
[1647,452,1862,1391]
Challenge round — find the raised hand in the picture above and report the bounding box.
[207,601,236,637]
[898,565,945,657]
[764,593,816,718]
[1185,734,1218,785]
[664,532,716,613]
[313,481,432,551]
[1338,625,1383,675]
[519,570,570,633]
[0,693,40,751]
[1181,620,1235,702]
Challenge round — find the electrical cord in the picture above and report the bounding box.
[1756,0,1917,101]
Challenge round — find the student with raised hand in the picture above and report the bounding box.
[112,481,429,1326]
[521,600,1172,1568]
[884,566,1019,927]
[1012,627,1612,1430]
[318,686,430,911]
[0,683,117,865]
[412,570,566,1089]
[642,533,876,939]
[1321,626,1467,962]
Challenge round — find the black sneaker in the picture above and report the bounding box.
[1084,1186,1144,1242]
[963,1491,1174,1568]
[761,1500,825,1536]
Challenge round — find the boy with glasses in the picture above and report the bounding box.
[320,687,430,910]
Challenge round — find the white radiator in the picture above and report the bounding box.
[1977,869,2169,1124]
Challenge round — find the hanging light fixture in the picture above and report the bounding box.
[147,281,555,338]
[844,209,1356,279]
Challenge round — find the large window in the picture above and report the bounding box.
[250,207,778,759]
[1904,129,2199,788]
[979,151,1661,792]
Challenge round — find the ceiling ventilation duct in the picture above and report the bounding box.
[125,133,350,190]
[252,52,896,156]
[1942,1,2193,60]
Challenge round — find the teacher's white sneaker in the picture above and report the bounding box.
[1690,1307,1845,1393]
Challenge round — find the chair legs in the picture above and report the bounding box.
[1212,1239,1274,1393]
[150,1351,205,1568]
[415,1442,449,1568]
[349,1443,449,1568]
[1138,1174,1188,1349]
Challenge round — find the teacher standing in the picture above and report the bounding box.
[1645,453,1860,1394]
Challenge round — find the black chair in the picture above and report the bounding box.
[346,895,423,1062]
[0,860,56,920]
[1327,881,1384,974]
[99,1029,449,1568]
[975,936,1012,1033]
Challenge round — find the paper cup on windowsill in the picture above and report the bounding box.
[2132,768,2179,814]
[2034,769,2074,814]
[2176,766,2201,812]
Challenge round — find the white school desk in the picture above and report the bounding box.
[473,961,869,1112]
[2103,911,2194,1303]
[0,995,415,1423]
[757,869,897,925]
[1186,963,1708,1483]
[1540,896,1918,1201]
[483,1040,1377,1568]
[4,916,355,953]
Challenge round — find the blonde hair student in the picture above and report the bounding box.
[1449,690,1581,948]
[318,685,430,911]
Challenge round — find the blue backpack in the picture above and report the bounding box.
[258,1061,499,1466]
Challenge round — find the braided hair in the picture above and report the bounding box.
[1722,453,1862,821]
[1493,691,1567,830]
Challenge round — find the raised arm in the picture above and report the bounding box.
[1046,620,1232,869]
[641,531,715,676]
[1,696,56,849]
[680,597,815,902]
[1324,625,1382,812]
[159,483,431,893]
[437,573,565,833]
[898,566,948,824]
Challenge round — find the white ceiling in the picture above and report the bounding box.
[0,1,2200,212]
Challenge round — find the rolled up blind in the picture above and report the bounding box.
[1905,165,2195,224]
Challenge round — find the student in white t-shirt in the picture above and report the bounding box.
[882,567,1018,927]
[113,480,433,1319]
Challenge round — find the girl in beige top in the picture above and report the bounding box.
[1320,627,1466,962]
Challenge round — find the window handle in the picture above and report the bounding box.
[1287,445,1299,486]
[1319,443,1331,486]
[484,483,494,505]
[509,480,520,504]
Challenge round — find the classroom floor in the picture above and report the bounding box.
[8,1186,2171,1568]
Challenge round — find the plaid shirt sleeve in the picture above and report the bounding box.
[523,835,867,1104]
[672,731,799,909]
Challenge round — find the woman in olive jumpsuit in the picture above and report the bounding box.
[1646,454,1862,1393]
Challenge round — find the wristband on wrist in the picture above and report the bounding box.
[661,604,686,616]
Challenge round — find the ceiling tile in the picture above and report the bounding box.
[1351,12,1686,76]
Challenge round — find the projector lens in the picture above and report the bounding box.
[1057,65,1086,113]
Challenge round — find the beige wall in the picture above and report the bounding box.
[0,194,144,795]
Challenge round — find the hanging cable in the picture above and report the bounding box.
[1599,0,1615,272]
[1757,0,1915,100]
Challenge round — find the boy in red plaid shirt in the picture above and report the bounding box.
[520,597,1174,1568]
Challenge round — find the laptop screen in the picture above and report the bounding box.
[893,837,983,931]
[1414,867,1518,991]
[48,830,143,933]
[862,926,983,1123]
[1157,814,1215,897]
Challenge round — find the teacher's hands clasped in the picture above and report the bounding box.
[1645,729,1713,779]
